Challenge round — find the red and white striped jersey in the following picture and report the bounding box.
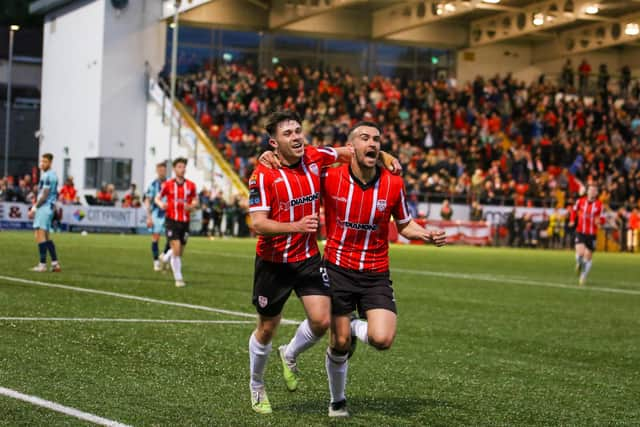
[571,196,605,236]
[323,164,412,273]
[160,178,197,223]
[249,145,338,263]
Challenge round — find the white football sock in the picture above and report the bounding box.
[170,255,183,281]
[249,332,272,391]
[162,249,173,263]
[583,260,592,276]
[576,254,583,265]
[284,319,320,362]
[351,319,369,344]
[326,348,348,404]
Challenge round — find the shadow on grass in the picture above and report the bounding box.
[278,395,461,417]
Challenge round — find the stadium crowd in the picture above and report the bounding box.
[165,62,640,215]
[4,60,640,248]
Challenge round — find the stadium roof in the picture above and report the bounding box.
[164,0,640,58]
[29,0,77,15]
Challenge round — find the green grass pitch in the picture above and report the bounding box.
[0,231,639,426]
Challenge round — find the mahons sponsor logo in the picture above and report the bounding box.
[283,192,320,210]
[337,218,378,231]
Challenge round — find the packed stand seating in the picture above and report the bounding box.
[161,63,640,217]
[0,175,38,203]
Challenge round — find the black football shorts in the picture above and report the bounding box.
[325,260,397,318]
[575,232,596,252]
[252,253,331,317]
[165,218,189,245]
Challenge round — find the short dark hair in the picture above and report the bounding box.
[156,161,167,168]
[172,157,188,167]
[348,121,381,140]
[42,153,53,161]
[265,111,302,137]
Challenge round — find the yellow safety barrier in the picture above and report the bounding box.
[596,229,620,252]
[173,100,249,197]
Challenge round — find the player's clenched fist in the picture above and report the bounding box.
[295,214,319,233]
[429,230,447,247]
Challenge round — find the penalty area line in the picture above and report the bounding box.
[0,386,131,427]
[0,317,255,324]
[0,275,299,325]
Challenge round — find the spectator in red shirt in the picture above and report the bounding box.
[122,183,142,208]
[226,122,244,143]
[96,184,117,206]
[96,185,112,205]
[578,59,591,95]
[59,177,79,205]
[488,112,501,134]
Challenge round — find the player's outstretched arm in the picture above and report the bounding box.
[334,147,401,174]
[257,147,400,174]
[397,219,447,246]
[251,211,318,236]
[333,146,354,163]
[258,147,351,168]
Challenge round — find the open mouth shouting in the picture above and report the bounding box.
[291,140,304,154]
[364,148,378,159]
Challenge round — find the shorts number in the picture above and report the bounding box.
[319,267,330,287]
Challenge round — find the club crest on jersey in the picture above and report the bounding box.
[376,200,387,212]
[309,163,319,176]
[258,296,268,308]
[249,174,257,186]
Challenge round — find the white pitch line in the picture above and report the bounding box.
[194,251,640,296]
[0,275,299,325]
[393,268,640,296]
[0,386,130,427]
[0,317,255,324]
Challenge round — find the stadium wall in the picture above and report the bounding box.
[40,0,105,193]
[39,0,165,197]
[620,46,640,75]
[457,42,533,83]
[98,0,165,185]
[457,42,631,85]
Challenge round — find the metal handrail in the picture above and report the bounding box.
[173,100,249,197]
[152,77,248,197]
